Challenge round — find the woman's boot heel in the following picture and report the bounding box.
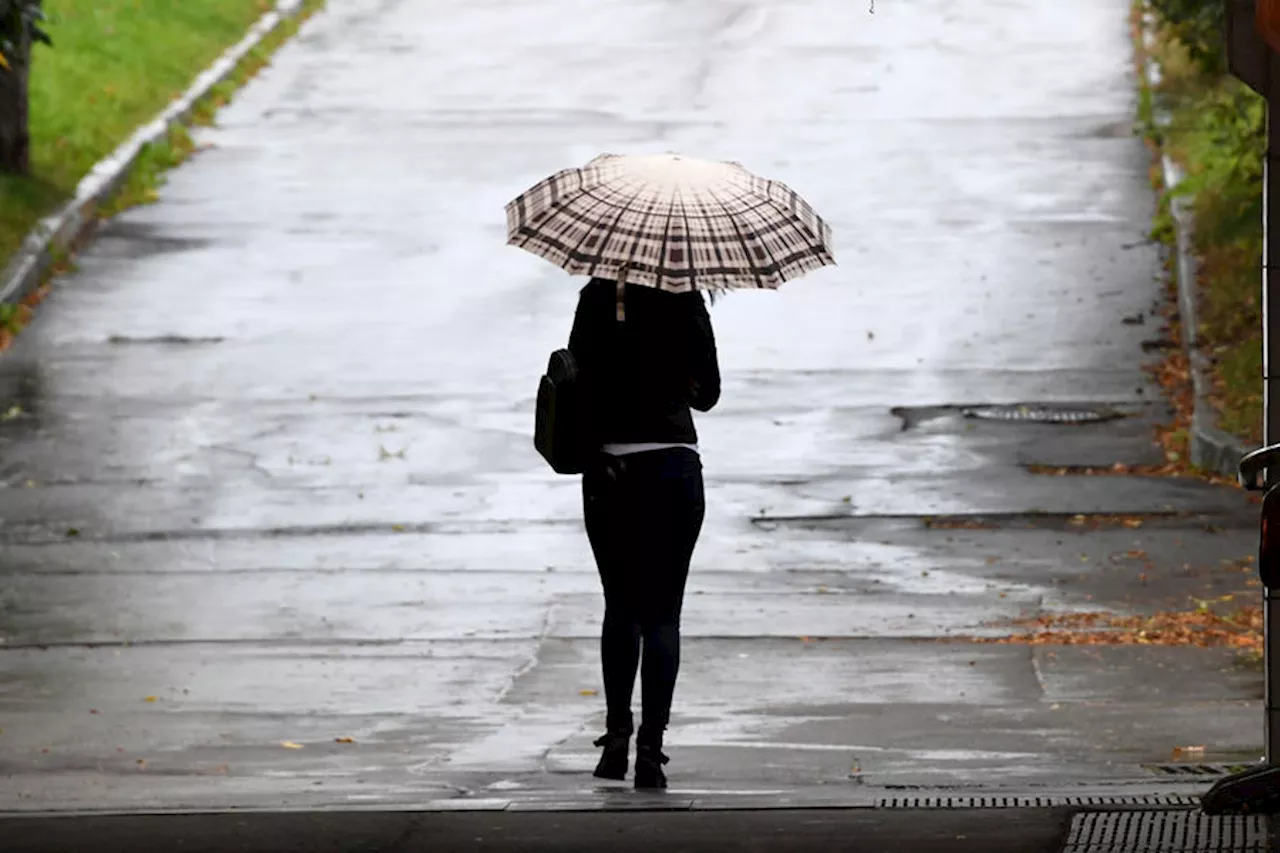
[592,733,630,781]
[633,744,669,789]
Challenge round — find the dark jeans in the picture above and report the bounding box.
[582,448,705,745]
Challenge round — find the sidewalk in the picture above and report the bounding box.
[0,0,1266,837]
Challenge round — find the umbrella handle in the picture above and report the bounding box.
[616,267,628,323]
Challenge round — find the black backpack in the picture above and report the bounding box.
[534,348,588,475]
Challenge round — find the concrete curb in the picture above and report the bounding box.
[0,779,1215,817]
[0,0,307,308]
[1140,7,1253,480]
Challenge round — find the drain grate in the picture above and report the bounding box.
[1144,764,1250,777]
[876,794,1200,809]
[1062,811,1268,852]
[962,404,1120,424]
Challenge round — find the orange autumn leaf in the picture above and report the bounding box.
[962,605,1263,651]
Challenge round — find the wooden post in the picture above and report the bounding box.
[0,4,32,174]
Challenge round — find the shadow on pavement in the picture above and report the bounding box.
[1,807,1073,853]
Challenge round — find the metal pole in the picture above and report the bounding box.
[1265,51,1280,764]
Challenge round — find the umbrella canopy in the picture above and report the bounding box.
[505,153,835,292]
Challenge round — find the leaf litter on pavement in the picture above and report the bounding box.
[1021,304,1240,490]
[966,600,1261,651]
[994,305,1260,651]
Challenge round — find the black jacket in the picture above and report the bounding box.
[567,277,720,447]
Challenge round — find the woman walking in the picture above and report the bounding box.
[505,152,835,789]
[568,276,720,789]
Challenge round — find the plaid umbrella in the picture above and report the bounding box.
[505,153,835,293]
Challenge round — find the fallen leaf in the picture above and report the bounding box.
[390,524,406,533]
[143,696,158,703]
[578,689,597,696]
[280,741,304,749]
[334,737,355,744]
[1122,519,1144,529]
[961,605,1264,651]
[0,54,9,71]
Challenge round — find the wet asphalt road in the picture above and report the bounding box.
[0,0,1266,822]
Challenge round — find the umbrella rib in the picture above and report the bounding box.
[617,181,662,279]
[703,185,768,288]
[585,184,643,278]
[752,181,834,264]
[677,188,700,293]
[661,186,683,292]
[563,186,624,271]
[505,169,575,249]
[692,193,731,291]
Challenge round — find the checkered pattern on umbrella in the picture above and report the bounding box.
[505,153,835,292]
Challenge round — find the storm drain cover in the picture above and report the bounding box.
[876,795,1199,809]
[1062,811,1268,852]
[962,404,1120,424]
[1145,764,1249,777]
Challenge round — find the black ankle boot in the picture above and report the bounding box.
[633,743,669,789]
[592,732,630,781]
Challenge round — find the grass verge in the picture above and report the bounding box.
[0,0,326,345]
[1138,7,1265,448]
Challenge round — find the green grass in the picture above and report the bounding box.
[102,0,325,215]
[1146,20,1266,446]
[0,0,272,261]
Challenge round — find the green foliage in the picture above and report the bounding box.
[1149,202,1176,246]
[0,0,51,69]
[1148,0,1225,75]
[98,123,194,218]
[0,302,18,333]
[1171,81,1265,245]
[0,0,269,261]
[1144,0,1266,443]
